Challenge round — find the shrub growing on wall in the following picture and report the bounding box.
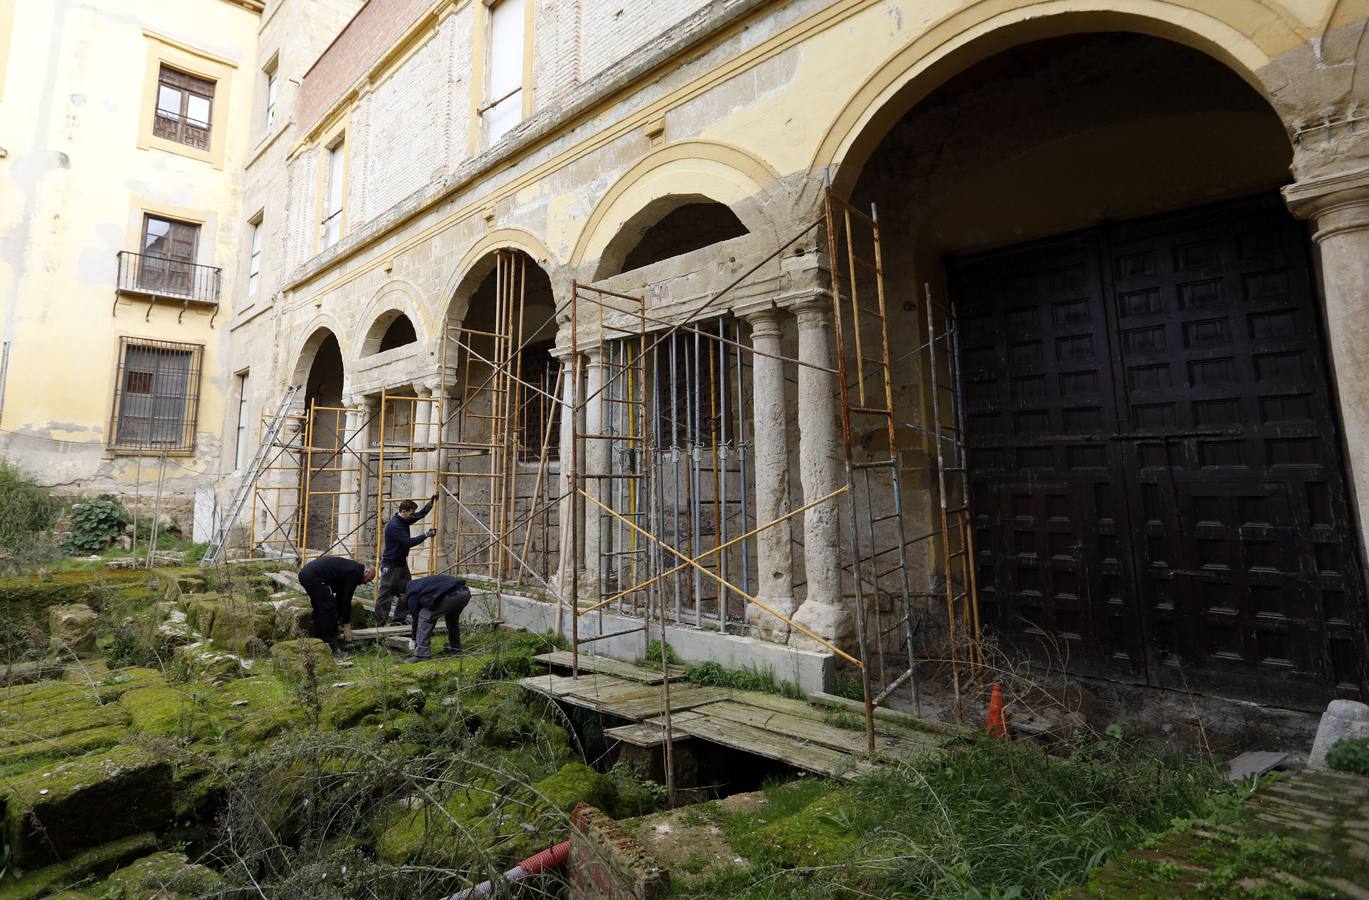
[0,460,57,569]
[63,495,131,554]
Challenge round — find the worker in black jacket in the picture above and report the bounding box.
[297,555,376,655]
[403,574,471,663]
[375,493,437,627]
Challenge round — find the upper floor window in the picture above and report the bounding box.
[482,0,525,146]
[247,217,263,298]
[153,66,214,150]
[264,66,278,130]
[138,214,199,296]
[321,137,345,248]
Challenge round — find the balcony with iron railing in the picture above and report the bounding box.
[115,251,222,325]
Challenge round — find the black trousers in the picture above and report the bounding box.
[300,573,348,648]
[375,564,411,625]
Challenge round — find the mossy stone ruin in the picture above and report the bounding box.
[0,564,609,898]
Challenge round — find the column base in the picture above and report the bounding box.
[790,597,854,653]
[746,595,797,643]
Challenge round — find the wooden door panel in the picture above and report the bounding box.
[949,195,1367,707]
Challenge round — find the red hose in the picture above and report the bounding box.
[518,839,571,875]
[442,839,573,900]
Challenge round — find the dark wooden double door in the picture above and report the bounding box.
[949,196,1366,709]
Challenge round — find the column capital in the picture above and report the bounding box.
[787,294,834,325]
[737,303,786,336]
[413,382,434,397]
[342,394,364,409]
[1283,167,1369,242]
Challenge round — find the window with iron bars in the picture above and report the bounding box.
[517,343,560,462]
[653,321,739,450]
[153,66,214,150]
[109,338,204,452]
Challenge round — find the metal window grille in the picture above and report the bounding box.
[653,319,737,450]
[109,338,204,452]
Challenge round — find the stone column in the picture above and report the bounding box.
[582,348,606,596]
[413,384,435,502]
[337,398,364,556]
[1286,168,1369,557]
[742,307,796,641]
[789,297,849,647]
[555,350,581,594]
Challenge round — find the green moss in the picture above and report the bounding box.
[2,745,173,868]
[102,850,224,899]
[208,601,275,654]
[0,724,126,772]
[532,761,615,812]
[119,685,215,742]
[270,638,336,684]
[0,832,157,900]
[169,643,245,684]
[325,678,421,730]
[89,667,164,703]
[0,695,125,748]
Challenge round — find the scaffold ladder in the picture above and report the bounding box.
[201,384,301,566]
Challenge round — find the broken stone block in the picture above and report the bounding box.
[208,601,275,654]
[0,832,157,900]
[271,638,336,684]
[1310,699,1369,768]
[103,850,224,899]
[1,745,172,867]
[170,642,246,684]
[273,597,313,639]
[119,684,216,742]
[47,603,98,656]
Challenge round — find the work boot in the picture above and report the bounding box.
[402,655,428,664]
[438,645,462,656]
[330,646,350,660]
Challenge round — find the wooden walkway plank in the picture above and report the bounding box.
[701,700,940,760]
[654,710,876,781]
[534,650,684,684]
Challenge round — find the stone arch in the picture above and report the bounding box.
[442,228,558,327]
[569,140,780,276]
[290,320,350,390]
[813,0,1301,197]
[353,279,430,358]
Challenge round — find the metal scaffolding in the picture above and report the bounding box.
[240,188,983,766]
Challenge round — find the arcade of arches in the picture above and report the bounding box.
[270,23,1369,717]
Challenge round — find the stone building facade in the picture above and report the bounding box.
[9,0,1369,713]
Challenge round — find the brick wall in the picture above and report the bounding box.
[578,0,713,84]
[567,804,669,900]
[298,0,432,131]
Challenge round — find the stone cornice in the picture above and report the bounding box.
[1283,168,1369,238]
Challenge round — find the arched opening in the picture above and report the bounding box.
[594,195,748,279]
[441,249,562,581]
[843,31,1363,708]
[302,330,344,551]
[378,313,418,352]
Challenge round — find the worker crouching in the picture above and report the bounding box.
[403,574,471,663]
[297,556,376,657]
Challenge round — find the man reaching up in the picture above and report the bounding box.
[375,493,437,626]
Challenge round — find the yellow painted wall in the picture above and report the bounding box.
[0,0,259,499]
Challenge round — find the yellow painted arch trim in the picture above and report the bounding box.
[289,317,351,387]
[353,278,433,359]
[813,0,1298,194]
[444,226,559,303]
[568,139,781,268]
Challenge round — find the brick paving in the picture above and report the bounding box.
[1064,769,1369,898]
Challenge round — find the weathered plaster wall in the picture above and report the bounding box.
[0,0,261,521]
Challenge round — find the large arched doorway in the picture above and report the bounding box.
[845,31,1365,708]
[440,248,561,583]
[301,330,344,552]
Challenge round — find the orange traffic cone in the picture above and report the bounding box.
[985,682,1008,739]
